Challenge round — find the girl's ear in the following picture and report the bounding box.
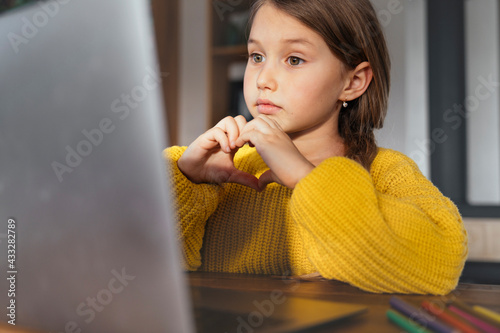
[341,62,373,102]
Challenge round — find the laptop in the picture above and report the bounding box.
[0,1,366,332]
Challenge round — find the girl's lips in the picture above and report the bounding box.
[257,99,281,115]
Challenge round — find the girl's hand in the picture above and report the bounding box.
[234,115,315,190]
[177,116,260,191]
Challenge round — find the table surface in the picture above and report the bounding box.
[188,272,500,333]
[1,272,499,332]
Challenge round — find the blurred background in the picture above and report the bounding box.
[2,0,498,283]
[0,0,34,12]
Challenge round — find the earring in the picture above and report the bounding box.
[343,101,348,108]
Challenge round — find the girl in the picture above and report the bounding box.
[164,0,468,294]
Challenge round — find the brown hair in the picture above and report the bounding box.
[248,0,391,170]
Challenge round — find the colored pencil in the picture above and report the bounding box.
[448,305,500,333]
[387,309,433,333]
[421,300,482,333]
[451,300,500,329]
[390,296,459,333]
[473,306,500,325]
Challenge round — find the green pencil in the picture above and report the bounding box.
[387,309,433,333]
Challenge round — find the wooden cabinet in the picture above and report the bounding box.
[151,0,180,145]
[208,0,252,127]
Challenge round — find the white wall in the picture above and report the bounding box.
[465,0,500,205]
[371,0,429,177]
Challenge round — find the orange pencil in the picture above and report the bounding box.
[422,300,482,333]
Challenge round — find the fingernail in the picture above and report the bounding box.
[231,141,236,148]
[226,146,231,153]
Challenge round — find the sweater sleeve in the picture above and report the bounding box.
[290,149,468,295]
[163,146,222,271]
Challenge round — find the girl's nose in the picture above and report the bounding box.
[256,63,277,91]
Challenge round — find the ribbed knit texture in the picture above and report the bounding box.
[164,145,468,295]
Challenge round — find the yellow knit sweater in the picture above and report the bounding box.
[164,145,468,295]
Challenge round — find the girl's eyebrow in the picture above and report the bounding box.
[247,37,313,47]
[247,38,260,46]
[281,38,313,46]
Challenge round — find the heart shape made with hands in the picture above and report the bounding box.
[209,145,277,192]
[178,115,288,191]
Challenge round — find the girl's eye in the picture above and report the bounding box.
[288,56,304,66]
[251,54,264,63]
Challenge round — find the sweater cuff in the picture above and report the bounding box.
[163,146,222,199]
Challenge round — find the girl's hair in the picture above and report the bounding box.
[248,0,391,170]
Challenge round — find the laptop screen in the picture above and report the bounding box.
[0,1,194,332]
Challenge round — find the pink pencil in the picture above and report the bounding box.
[448,305,500,333]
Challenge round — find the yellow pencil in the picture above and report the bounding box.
[473,305,500,325]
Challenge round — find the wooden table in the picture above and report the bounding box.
[189,272,500,332]
[1,272,499,332]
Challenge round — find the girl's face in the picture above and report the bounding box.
[244,4,349,140]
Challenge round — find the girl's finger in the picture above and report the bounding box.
[233,129,254,148]
[236,117,267,140]
[215,116,241,149]
[204,127,231,153]
[257,169,279,191]
[227,169,260,191]
[234,115,248,133]
[255,114,280,129]
[237,117,280,145]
